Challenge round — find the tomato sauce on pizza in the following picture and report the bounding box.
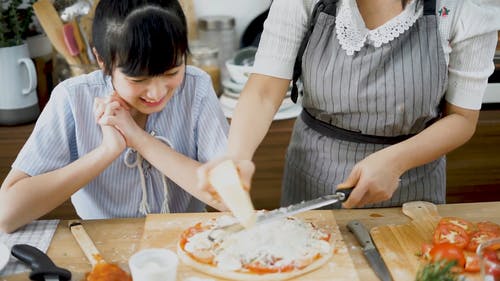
[177,215,333,281]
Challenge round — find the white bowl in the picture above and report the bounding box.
[223,88,241,99]
[222,78,245,93]
[129,249,178,281]
[225,59,253,84]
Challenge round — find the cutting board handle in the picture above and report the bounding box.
[401,201,440,235]
[401,201,439,220]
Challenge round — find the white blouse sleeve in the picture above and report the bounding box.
[252,0,317,79]
[444,0,500,110]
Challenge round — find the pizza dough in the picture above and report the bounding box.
[178,215,333,281]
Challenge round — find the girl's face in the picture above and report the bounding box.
[111,63,185,116]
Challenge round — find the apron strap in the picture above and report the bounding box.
[291,0,339,103]
[300,109,416,145]
[423,0,437,16]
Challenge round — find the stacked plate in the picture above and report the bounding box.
[219,47,301,120]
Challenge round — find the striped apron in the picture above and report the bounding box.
[282,0,448,208]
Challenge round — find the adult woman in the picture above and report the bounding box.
[200,0,500,209]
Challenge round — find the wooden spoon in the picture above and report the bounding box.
[33,0,79,66]
[68,221,131,281]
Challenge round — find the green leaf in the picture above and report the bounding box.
[0,0,35,47]
[415,260,459,281]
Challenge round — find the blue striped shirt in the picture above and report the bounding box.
[12,66,229,219]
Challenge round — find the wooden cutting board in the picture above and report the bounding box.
[370,201,481,281]
[139,211,360,281]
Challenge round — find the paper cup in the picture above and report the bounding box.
[129,249,178,281]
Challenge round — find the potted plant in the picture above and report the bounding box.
[0,0,40,125]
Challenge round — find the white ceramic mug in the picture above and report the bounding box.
[129,248,179,281]
[0,43,39,125]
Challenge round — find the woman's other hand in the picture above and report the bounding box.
[197,157,255,202]
[338,149,403,208]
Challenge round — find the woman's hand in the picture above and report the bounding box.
[338,149,403,208]
[197,157,255,202]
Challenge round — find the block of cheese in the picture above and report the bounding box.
[208,160,256,228]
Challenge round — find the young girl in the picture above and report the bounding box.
[0,0,228,233]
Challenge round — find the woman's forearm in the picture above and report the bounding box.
[227,74,291,160]
[385,103,480,175]
[0,146,120,233]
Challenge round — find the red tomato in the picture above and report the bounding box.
[477,221,500,234]
[429,243,466,268]
[244,260,295,273]
[466,231,499,252]
[463,251,480,272]
[439,217,476,235]
[433,223,470,249]
[180,222,207,248]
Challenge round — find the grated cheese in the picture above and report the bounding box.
[184,216,331,272]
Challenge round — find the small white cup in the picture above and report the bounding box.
[129,248,179,281]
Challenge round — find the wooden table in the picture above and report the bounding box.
[3,201,500,280]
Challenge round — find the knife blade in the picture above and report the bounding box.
[11,244,71,281]
[255,187,353,224]
[210,187,353,236]
[347,220,393,281]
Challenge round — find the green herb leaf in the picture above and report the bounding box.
[415,260,459,281]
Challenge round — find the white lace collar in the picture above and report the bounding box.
[335,0,423,55]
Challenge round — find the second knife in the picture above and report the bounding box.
[347,220,393,281]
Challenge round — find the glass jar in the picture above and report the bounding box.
[477,237,500,281]
[189,42,222,96]
[197,15,237,81]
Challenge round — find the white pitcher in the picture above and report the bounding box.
[0,43,39,125]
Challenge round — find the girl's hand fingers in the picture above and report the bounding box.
[104,101,121,116]
[94,98,106,121]
[110,91,130,110]
[98,101,122,125]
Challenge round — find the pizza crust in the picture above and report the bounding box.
[177,243,333,281]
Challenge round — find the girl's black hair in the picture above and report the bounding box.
[92,0,188,77]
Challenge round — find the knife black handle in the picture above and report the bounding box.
[330,187,353,208]
[11,244,71,281]
[336,187,354,202]
[347,220,375,249]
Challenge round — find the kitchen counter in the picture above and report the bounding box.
[2,201,500,280]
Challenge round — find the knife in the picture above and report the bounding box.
[347,220,393,281]
[11,244,71,281]
[209,187,353,236]
[254,187,353,224]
